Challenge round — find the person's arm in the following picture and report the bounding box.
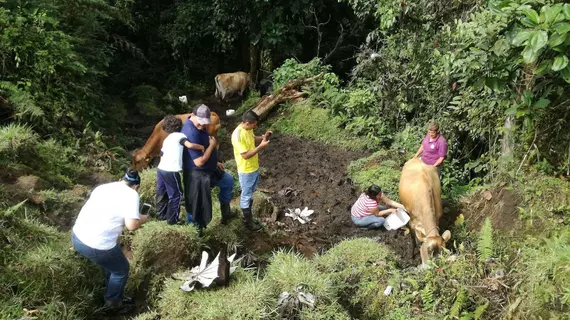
[254,130,272,144]
[414,144,424,158]
[193,137,217,167]
[368,206,397,216]
[125,214,149,231]
[380,194,406,210]
[183,140,205,153]
[433,139,448,167]
[433,157,445,167]
[240,139,269,160]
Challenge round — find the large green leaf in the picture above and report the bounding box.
[560,65,570,83]
[529,31,548,51]
[552,55,569,71]
[491,39,509,56]
[522,46,539,64]
[522,8,540,25]
[563,4,570,20]
[542,4,563,25]
[554,22,570,35]
[512,30,532,46]
[548,33,567,48]
[535,59,553,75]
[533,98,550,109]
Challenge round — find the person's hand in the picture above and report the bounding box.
[217,162,225,171]
[198,144,205,153]
[209,136,217,148]
[264,130,273,141]
[390,208,398,214]
[259,139,270,149]
[140,214,150,224]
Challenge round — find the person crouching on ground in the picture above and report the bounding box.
[351,184,405,229]
[231,110,270,231]
[156,115,204,225]
[71,169,149,314]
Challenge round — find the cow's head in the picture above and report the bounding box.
[418,229,451,265]
[131,150,150,171]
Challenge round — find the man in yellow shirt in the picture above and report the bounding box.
[231,110,270,231]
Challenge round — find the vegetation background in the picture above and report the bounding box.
[1,0,569,319]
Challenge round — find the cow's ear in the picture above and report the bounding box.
[415,229,426,242]
[441,230,451,243]
[145,157,150,163]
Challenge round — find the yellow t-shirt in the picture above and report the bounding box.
[231,125,259,173]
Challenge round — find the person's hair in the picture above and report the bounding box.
[242,110,259,123]
[123,169,141,186]
[366,184,382,199]
[162,115,183,133]
[428,122,439,132]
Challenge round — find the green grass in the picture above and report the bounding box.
[138,168,157,208]
[517,171,570,223]
[269,103,375,151]
[347,150,405,201]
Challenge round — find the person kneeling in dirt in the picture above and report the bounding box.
[350,184,405,229]
[71,169,149,314]
[231,110,270,231]
[156,115,204,225]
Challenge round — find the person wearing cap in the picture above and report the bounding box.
[231,110,270,231]
[414,122,448,178]
[156,115,205,225]
[350,184,405,229]
[71,170,149,314]
[181,104,235,231]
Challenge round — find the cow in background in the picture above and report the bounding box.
[399,157,451,265]
[214,72,251,102]
[131,112,221,171]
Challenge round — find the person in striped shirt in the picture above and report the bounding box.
[351,184,406,229]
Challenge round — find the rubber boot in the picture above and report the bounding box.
[220,202,235,224]
[242,200,262,231]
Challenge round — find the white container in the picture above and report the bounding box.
[383,208,410,230]
[226,109,236,116]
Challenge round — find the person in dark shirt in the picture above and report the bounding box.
[181,104,235,232]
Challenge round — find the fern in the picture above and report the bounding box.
[473,301,488,319]
[421,283,435,311]
[477,218,494,262]
[449,287,467,318]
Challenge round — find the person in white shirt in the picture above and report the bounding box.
[71,170,149,314]
[156,115,204,224]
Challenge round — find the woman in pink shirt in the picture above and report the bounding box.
[414,122,448,177]
[351,184,406,229]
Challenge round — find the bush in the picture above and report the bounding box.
[272,58,331,91]
[129,221,202,290]
[347,150,404,200]
[157,270,273,320]
[270,104,373,151]
[518,171,570,222]
[138,168,158,208]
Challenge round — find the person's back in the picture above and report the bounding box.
[158,131,187,172]
[73,181,139,250]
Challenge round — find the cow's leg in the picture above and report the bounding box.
[409,229,418,259]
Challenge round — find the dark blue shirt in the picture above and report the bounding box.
[181,119,218,171]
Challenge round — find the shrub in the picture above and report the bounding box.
[138,168,158,207]
[157,271,273,320]
[518,171,570,222]
[129,221,202,290]
[272,58,330,91]
[347,150,404,200]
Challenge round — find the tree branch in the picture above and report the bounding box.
[323,23,345,63]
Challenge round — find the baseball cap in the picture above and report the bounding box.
[193,104,211,125]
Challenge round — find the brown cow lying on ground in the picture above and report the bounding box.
[131,112,221,171]
[399,157,451,265]
[214,71,251,102]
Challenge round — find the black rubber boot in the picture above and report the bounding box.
[242,207,262,232]
[220,202,235,224]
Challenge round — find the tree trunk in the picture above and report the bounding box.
[249,43,261,88]
[501,115,515,157]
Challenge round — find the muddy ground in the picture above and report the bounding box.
[204,97,420,268]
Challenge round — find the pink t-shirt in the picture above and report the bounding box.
[421,134,448,165]
[351,193,378,218]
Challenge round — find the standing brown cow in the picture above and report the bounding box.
[214,72,251,102]
[131,112,221,171]
[399,157,451,265]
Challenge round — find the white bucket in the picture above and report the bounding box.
[226,109,236,116]
[383,208,410,230]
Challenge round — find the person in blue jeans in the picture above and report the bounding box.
[71,170,149,314]
[181,104,235,232]
[350,184,406,229]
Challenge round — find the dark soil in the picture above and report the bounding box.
[205,97,420,268]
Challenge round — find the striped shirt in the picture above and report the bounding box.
[351,193,378,219]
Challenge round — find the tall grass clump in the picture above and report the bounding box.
[138,168,157,206]
[347,150,404,200]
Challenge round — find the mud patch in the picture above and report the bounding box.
[460,185,522,233]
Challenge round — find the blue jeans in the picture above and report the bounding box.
[186,171,234,223]
[238,171,260,209]
[352,215,386,229]
[72,232,129,303]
